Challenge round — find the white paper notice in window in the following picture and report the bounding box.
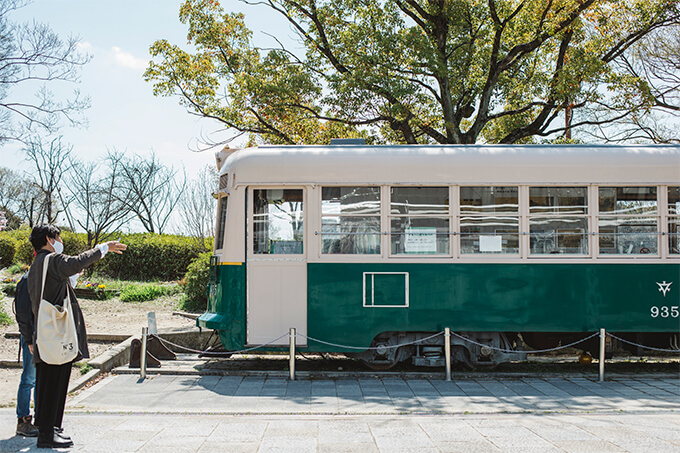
[479,235,502,252]
[405,227,438,253]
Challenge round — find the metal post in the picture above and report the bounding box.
[444,328,451,381]
[289,328,296,381]
[140,327,148,380]
[599,328,605,382]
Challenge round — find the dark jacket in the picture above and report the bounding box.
[27,248,102,364]
[13,272,33,344]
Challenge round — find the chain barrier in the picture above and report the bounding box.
[606,333,680,353]
[155,333,289,356]
[298,331,444,350]
[449,331,599,354]
[153,330,677,358]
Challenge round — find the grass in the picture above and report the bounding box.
[120,283,173,302]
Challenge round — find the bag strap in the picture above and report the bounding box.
[39,253,54,302]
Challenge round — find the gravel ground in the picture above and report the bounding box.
[0,287,196,409]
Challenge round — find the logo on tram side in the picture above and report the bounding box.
[656,281,672,297]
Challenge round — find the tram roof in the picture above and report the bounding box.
[222,144,680,186]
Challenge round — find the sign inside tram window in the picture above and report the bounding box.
[404,227,437,253]
[479,235,503,252]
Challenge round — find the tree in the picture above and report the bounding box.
[23,135,73,225]
[113,151,187,234]
[588,26,680,143]
[177,164,217,245]
[65,156,132,248]
[0,0,90,145]
[145,0,679,145]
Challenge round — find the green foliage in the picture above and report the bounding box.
[146,0,680,144]
[181,252,210,312]
[74,361,93,375]
[119,283,166,302]
[0,235,14,268]
[98,233,209,281]
[0,229,31,265]
[0,306,12,326]
[0,229,210,282]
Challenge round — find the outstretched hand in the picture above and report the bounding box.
[106,241,127,254]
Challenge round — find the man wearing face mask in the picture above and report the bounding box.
[27,225,126,449]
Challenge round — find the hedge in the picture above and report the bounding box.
[0,230,211,281]
[94,233,210,281]
[0,236,14,268]
[181,252,211,312]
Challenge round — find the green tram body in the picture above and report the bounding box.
[198,144,680,368]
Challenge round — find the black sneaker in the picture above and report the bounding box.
[16,416,39,437]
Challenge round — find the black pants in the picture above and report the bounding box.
[35,361,71,436]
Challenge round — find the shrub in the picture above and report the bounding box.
[96,233,209,281]
[181,252,211,312]
[0,235,14,268]
[120,283,166,302]
[0,306,12,326]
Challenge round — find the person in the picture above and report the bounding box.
[27,225,126,449]
[13,271,39,437]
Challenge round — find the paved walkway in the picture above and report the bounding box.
[0,374,678,452]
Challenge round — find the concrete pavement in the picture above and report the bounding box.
[0,374,678,452]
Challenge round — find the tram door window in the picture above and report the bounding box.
[598,187,658,255]
[253,189,304,254]
[215,197,228,250]
[390,187,450,255]
[669,187,680,255]
[528,187,588,255]
[460,186,519,254]
[321,187,381,254]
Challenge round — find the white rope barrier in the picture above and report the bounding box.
[298,331,444,350]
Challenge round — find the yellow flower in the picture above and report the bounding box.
[85,283,91,288]
[98,284,106,289]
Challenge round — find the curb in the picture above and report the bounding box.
[68,368,101,394]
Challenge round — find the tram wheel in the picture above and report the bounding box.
[361,358,398,370]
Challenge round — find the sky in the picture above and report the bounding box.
[1,0,294,179]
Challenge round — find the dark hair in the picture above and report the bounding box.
[29,224,61,251]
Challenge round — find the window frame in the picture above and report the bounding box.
[319,185,382,256]
[595,185,660,257]
[388,185,452,257]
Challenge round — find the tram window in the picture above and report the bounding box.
[322,187,380,215]
[391,187,449,215]
[669,187,680,254]
[460,186,519,254]
[390,187,449,255]
[460,186,518,214]
[529,217,588,254]
[215,197,227,250]
[253,189,304,254]
[599,187,657,215]
[598,217,658,255]
[530,187,587,214]
[321,187,380,254]
[669,187,680,215]
[528,187,588,255]
[598,187,658,255]
[460,217,519,254]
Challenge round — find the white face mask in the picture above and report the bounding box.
[51,238,64,254]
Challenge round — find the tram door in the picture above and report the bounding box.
[247,188,307,346]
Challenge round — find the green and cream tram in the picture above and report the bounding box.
[198,143,680,369]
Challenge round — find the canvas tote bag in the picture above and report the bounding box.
[36,254,78,365]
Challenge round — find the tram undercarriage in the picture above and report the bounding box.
[346,331,527,370]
